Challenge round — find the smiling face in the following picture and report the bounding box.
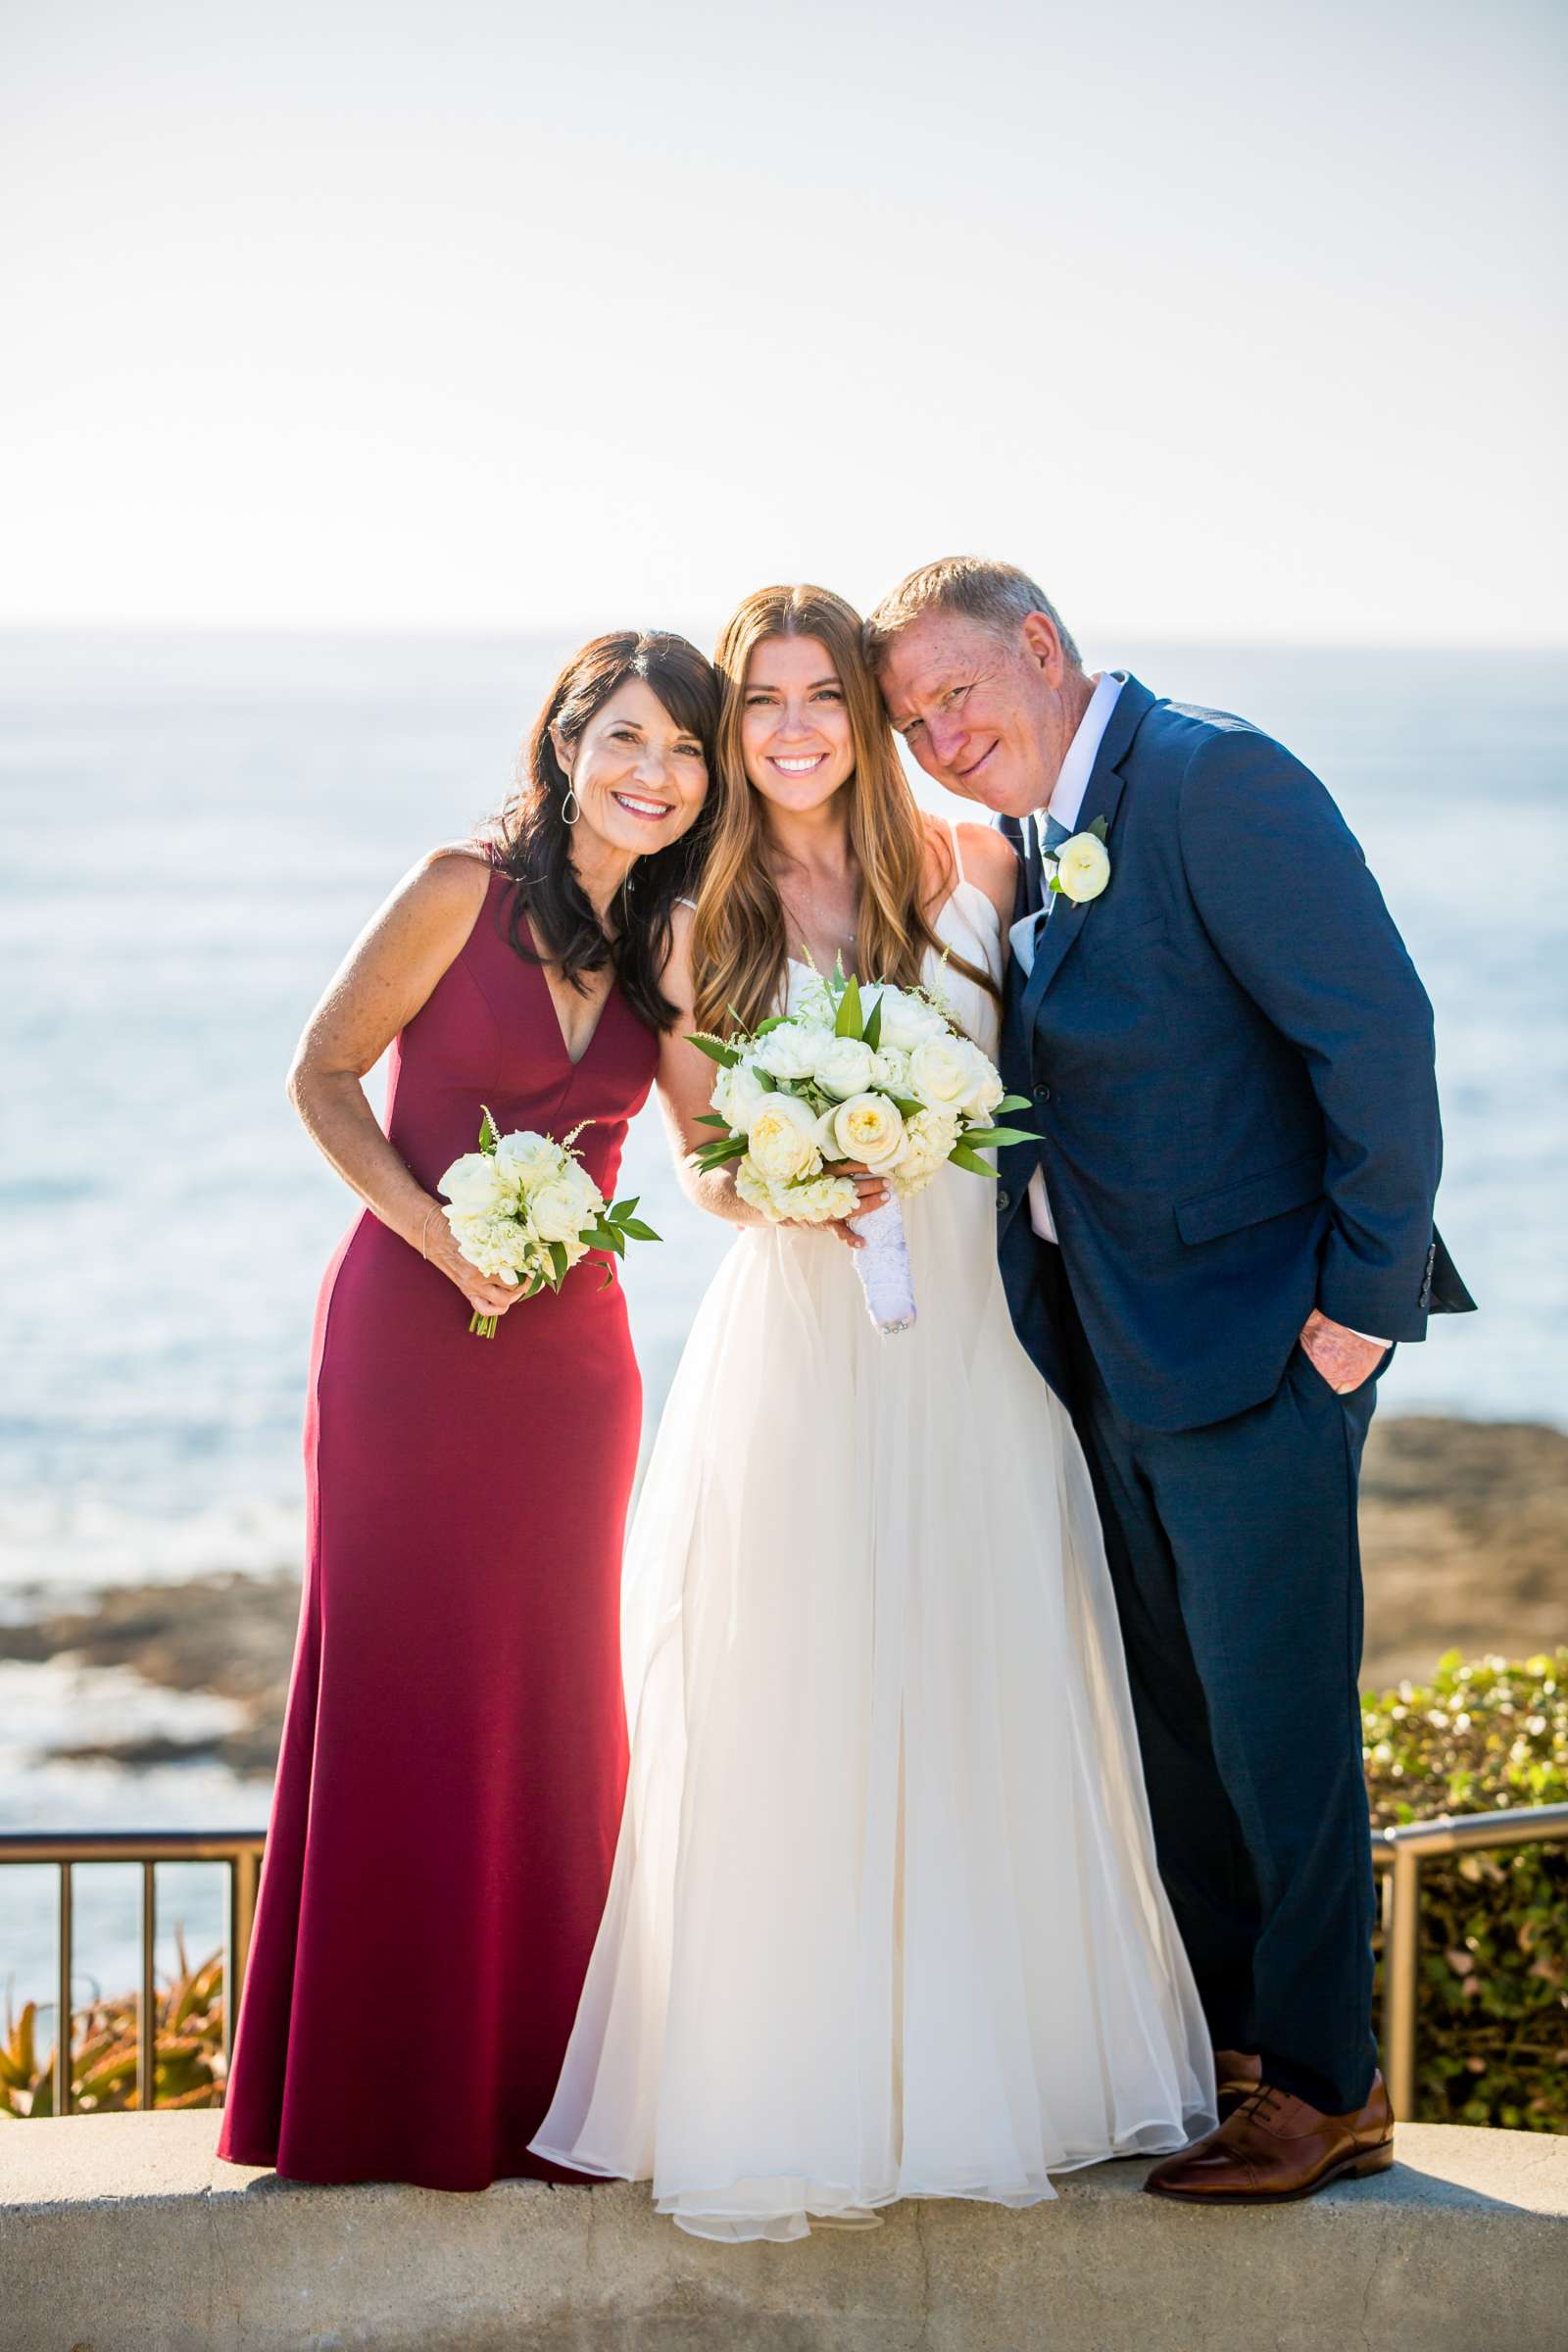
[552,676,710,858]
[737,634,856,813]
[876,609,1088,819]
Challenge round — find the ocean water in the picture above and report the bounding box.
[1,629,1564,2006]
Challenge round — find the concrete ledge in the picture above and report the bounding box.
[3,2115,1565,2351]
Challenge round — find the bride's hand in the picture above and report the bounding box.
[417,1206,528,1321]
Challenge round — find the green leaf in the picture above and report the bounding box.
[687,1031,741,1067]
[960,1125,1041,1149]
[1089,814,1108,843]
[834,973,864,1039]
[693,1113,731,1130]
[949,1142,1001,1178]
[754,1066,778,1092]
[996,1094,1032,1114]
[610,1199,638,1219]
[753,1015,790,1034]
[598,1262,616,1290]
[890,1094,926,1119]
[861,995,883,1053]
[478,1105,500,1153]
[618,1218,661,1242]
[546,1242,568,1288]
[692,1136,748,1168]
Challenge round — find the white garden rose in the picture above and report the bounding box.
[493,1130,564,1192]
[746,1092,823,1183]
[868,986,948,1051]
[831,1091,907,1170]
[438,1152,514,1215]
[809,1034,876,1100]
[756,1022,825,1082]
[528,1175,591,1245]
[712,1055,770,1134]
[1053,831,1111,904]
[907,1034,973,1111]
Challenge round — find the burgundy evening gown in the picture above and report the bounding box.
[220,867,656,2188]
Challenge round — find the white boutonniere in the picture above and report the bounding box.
[1047,814,1111,905]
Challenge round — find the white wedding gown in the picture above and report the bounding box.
[531,858,1216,2240]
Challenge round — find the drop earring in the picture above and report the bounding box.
[562,786,580,826]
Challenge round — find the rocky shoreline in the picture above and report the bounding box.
[3,1415,1564,1784]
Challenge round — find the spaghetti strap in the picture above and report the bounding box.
[947,816,966,886]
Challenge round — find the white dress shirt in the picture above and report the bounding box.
[1008,672,1125,1243]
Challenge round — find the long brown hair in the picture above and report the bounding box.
[692,585,995,1037]
[487,630,719,1033]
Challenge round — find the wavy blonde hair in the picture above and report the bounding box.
[692,584,995,1037]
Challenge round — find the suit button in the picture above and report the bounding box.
[997,1188,1011,1213]
[1034,1083,1052,1102]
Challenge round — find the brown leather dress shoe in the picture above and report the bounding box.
[1212,2048,1262,2122]
[1144,2074,1395,2204]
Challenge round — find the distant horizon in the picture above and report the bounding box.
[2,618,1565,657]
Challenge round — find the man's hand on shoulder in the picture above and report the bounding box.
[1299,1308,1387,1395]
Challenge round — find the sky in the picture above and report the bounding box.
[1,0,1563,644]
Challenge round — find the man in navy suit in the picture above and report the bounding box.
[868,557,1472,2204]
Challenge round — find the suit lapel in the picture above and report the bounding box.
[1018,675,1156,1036]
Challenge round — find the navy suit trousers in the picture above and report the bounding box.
[1043,1244,1383,2114]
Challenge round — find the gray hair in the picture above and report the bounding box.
[863,556,1081,669]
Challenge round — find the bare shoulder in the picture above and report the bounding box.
[957,821,1018,891]
[355,844,494,963]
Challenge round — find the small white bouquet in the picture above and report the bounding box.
[436,1110,658,1337]
[688,967,1036,1334]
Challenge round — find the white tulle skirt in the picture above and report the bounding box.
[531,1159,1215,2240]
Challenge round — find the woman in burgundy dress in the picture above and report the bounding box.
[219,631,717,2189]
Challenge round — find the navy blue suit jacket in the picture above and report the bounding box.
[997,676,1472,1432]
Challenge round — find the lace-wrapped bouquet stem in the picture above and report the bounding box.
[688,966,1038,1335]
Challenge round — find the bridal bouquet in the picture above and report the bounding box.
[688,968,1036,1334]
[436,1110,658,1337]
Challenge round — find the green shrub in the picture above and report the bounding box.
[0,1940,224,2119]
[1363,1650,1568,2132]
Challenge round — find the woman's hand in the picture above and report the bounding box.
[419,1207,529,1322]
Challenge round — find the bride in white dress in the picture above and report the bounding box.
[531,585,1215,2240]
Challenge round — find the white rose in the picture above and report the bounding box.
[756,1022,825,1083]
[746,1093,822,1183]
[869,986,948,1051]
[868,1044,912,1096]
[712,1056,771,1135]
[955,1040,1004,1122]
[810,1034,876,1101]
[734,1160,789,1223]
[493,1130,564,1192]
[438,1152,513,1215]
[907,1034,973,1111]
[528,1175,590,1245]
[831,1091,907,1170]
[1053,831,1111,904]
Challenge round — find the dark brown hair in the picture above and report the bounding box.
[487,631,719,1032]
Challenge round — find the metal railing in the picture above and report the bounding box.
[1373,1800,1568,2119]
[0,1830,265,2116]
[4,1805,1566,2123]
